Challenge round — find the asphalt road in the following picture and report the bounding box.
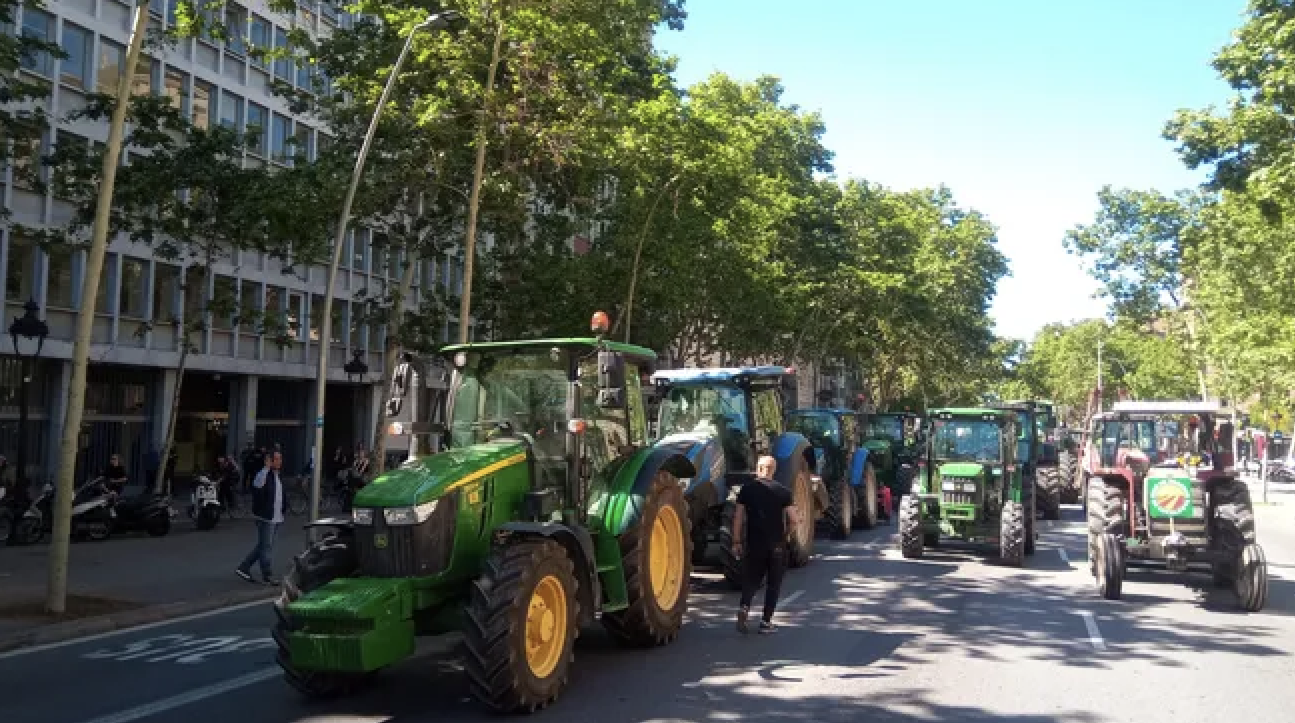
[3,504,1294,723]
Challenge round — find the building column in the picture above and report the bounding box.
[151,369,178,453]
[42,360,72,484]
[228,375,258,457]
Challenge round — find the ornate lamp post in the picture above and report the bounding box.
[9,299,49,489]
[343,349,369,383]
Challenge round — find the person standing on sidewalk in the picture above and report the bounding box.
[236,450,286,585]
[731,455,800,634]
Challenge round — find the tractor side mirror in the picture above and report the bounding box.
[596,350,626,408]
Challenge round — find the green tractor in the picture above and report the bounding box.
[273,314,697,712]
[861,411,920,514]
[898,407,1035,565]
[1001,400,1062,521]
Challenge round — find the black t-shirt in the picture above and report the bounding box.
[105,464,127,480]
[737,480,793,550]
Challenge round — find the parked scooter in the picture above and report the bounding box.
[188,475,222,530]
[11,477,171,543]
[110,483,172,538]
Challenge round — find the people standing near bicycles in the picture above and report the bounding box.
[236,450,286,585]
[218,455,241,511]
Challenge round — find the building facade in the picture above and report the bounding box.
[1,0,462,488]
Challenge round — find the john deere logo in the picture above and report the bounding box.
[374,534,389,549]
[1149,478,1193,518]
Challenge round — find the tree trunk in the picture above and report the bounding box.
[621,177,677,342]
[155,337,192,495]
[46,4,150,615]
[457,5,508,344]
[370,251,420,477]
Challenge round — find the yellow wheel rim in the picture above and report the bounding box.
[649,504,685,610]
[525,575,567,679]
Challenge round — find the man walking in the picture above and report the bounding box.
[236,450,286,585]
[731,455,799,634]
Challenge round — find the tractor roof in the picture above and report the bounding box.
[1111,400,1235,417]
[789,408,855,417]
[650,366,793,386]
[931,407,1016,422]
[441,338,656,363]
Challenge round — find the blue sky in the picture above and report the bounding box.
[655,0,1246,341]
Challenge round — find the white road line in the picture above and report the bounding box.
[73,667,281,723]
[780,590,804,607]
[1057,548,1070,564]
[0,597,272,660]
[1077,611,1106,651]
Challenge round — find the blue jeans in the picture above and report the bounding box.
[239,519,280,579]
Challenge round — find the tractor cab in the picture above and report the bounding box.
[652,367,791,477]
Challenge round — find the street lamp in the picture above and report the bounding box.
[9,299,49,489]
[344,349,369,383]
[308,11,464,534]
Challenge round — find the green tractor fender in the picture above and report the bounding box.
[493,522,601,625]
[594,447,697,537]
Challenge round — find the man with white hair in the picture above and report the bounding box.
[731,455,799,633]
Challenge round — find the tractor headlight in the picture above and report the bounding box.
[352,508,374,525]
[383,500,439,526]
[941,481,958,492]
[961,482,977,492]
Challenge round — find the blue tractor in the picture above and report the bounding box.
[786,408,882,538]
[650,367,827,587]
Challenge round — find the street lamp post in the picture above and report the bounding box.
[343,349,370,384]
[9,299,49,493]
[307,10,462,533]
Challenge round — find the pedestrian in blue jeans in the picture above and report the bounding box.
[236,450,287,585]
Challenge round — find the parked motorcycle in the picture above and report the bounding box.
[111,484,172,538]
[11,478,171,543]
[11,483,51,545]
[188,475,222,530]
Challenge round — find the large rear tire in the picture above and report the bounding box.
[1058,450,1079,504]
[718,500,742,589]
[1000,500,1025,566]
[274,532,367,699]
[602,471,692,646]
[464,538,579,713]
[825,473,853,540]
[898,494,924,559]
[1235,543,1268,612]
[857,462,878,530]
[1037,468,1062,521]
[786,458,815,568]
[1095,532,1125,600]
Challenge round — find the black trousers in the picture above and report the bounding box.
[739,545,788,621]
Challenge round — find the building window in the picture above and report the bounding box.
[219,90,243,131]
[273,26,292,81]
[9,133,46,192]
[246,102,268,155]
[287,292,302,338]
[97,39,126,95]
[213,275,237,330]
[225,4,247,55]
[4,235,37,302]
[149,0,163,18]
[317,132,332,157]
[249,15,271,68]
[132,55,156,96]
[296,57,312,90]
[120,257,148,318]
[270,113,291,163]
[60,22,91,89]
[239,280,259,331]
[183,266,206,324]
[292,123,313,161]
[153,263,180,321]
[163,67,186,110]
[192,79,215,129]
[165,0,179,26]
[46,247,76,310]
[95,253,117,312]
[20,8,54,77]
[351,229,367,271]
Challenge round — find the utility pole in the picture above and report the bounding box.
[1097,339,1104,413]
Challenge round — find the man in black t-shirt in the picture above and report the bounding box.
[731,455,799,634]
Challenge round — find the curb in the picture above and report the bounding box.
[0,587,278,655]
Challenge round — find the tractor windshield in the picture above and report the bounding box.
[932,418,1002,463]
[1098,420,1157,467]
[657,385,748,438]
[866,415,904,442]
[787,412,841,447]
[449,351,569,454]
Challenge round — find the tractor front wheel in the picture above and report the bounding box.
[274,533,367,699]
[1235,543,1269,612]
[825,473,853,540]
[898,495,923,559]
[786,458,815,568]
[465,538,579,713]
[856,463,878,530]
[1094,532,1125,600]
[603,471,692,646]
[1000,500,1025,566]
[1037,468,1062,521]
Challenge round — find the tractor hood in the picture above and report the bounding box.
[354,439,527,508]
[937,462,985,478]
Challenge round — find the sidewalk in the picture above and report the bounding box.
[1242,472,1295,504]
[0,514,309,651]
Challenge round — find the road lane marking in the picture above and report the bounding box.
[73,667,281,723]
[1057,548,1070,564]
[0,597,273,660]
[780,590,804,607]
[1077,611,1106,651]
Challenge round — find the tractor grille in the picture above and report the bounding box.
[941,477,979,506]
[356,492,457,577]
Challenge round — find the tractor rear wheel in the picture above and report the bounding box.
[856,462,878,530]
[274,533,368,699]
[898,494,924,559]
[603,471,692,646]
[1058,450,1078,504]
[824,473,853,540]
[718,500,742,589]
[999,500,1025,566]
[1235,543,1268,612]
[1094,532,1125,600]
[464,538,579,713]
[1037,468,1062,521]
[786,457,815,568]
